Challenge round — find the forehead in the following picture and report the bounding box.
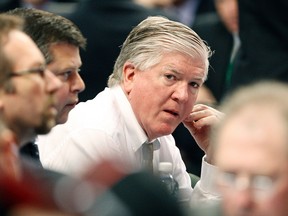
[48,43,81,64]
[3,30,45,70]
[159,52,206,79]
[49,42,79,56]
[216,104,288,172]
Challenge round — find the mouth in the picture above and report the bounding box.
[66,103,76,107]
[164,109,179,117]
[66,99,79,107]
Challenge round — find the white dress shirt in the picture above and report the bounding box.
[38,85,219,204]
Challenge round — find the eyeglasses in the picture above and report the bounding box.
[216,171,276,200]
[9,66,46,78]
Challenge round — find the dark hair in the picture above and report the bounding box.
[7,8,86,64]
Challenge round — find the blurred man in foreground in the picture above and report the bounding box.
[213,81,288,216]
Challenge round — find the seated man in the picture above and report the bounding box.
[38,16,223,204]
[0,13,65,215]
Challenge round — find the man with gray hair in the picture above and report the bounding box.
[38,16,222,204]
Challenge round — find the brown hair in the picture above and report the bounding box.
[7,8,86,64]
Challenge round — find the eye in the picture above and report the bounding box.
[218,171,237,187]
[57,71,71,81]
[165,74,177,81]
[189,82,200,89]
[57,68,81,82]
[252,175,274,191]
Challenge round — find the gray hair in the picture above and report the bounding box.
[108,16,212,87]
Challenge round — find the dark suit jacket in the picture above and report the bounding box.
[20,141,43,168]
[67,0,178,102]
[192,12,233,102]
[231,0,288,90]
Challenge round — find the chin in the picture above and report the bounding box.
[56,114,68,125]
[35,125,53,135]
[57,119,67,125]
[156,126,175,137]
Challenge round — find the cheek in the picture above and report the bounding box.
[264,184,288,213]
[221,193,238,215]
[183,95,196,116]
[26,86,45,106]
[55,88,68,107]
[129,81,157,106]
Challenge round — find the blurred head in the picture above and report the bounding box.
[0,14,61,145]
[7,8,87,124]
[212,81,288,216]
[108,16,211,140]
[214,0,239,33]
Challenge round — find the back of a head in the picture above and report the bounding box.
[108,16,212,87]
[6,8,86,64]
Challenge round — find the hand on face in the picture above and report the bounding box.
[183,104,224,163]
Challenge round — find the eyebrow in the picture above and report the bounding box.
[164,66,204,82]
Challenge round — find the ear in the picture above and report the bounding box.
[122,62,136,94]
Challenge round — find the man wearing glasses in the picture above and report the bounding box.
[212,81,288,216]
[0,14,61,149]
[0,13,61,180]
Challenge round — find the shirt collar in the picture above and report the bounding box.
[111,85,149,151]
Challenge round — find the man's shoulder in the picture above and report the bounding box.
[60,88,120,125]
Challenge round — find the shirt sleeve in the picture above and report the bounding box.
[190,155,221,206]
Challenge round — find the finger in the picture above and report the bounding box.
[186,108,215,122]
[192,115,219,129]
[183,120,199,135]
[192,104,210,112]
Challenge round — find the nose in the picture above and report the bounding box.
[44,69,62,93]
[232,188,254,213]
[171,83,189,103]
[71,72,85,94]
